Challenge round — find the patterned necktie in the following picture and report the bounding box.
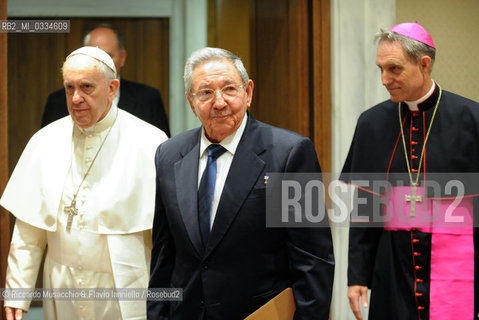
[198,144,227,247]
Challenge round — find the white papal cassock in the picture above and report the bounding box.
[1,104,168,320]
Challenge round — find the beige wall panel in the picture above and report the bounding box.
[397,0,479,101]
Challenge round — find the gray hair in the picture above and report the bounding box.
[184,47,249,94]
[62,55,117,83]
[376,29,436,71]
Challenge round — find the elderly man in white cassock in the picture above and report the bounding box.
[1,46,168,320]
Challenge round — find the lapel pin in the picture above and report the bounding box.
[264,176,269,185]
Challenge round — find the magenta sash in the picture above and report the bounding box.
[383,186,474,319]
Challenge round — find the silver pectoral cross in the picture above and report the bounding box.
[64,198,78,230]
[405,184,422,217]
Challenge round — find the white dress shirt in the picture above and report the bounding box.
[198,113,248,230]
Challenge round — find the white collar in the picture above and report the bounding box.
[78,103,118,134]
[405,80,436,112]
[200,112,248,157]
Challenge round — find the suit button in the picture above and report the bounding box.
[200,300,205,306]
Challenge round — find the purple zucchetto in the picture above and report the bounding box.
[389,22,435,49]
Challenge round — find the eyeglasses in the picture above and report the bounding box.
[191,84,243,103]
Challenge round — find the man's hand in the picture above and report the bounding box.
[5,307,23,320]
[348,285,368,320]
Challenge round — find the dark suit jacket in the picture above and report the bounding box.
[148,114,334,320]
[41,78,170,136]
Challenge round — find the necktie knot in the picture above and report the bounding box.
[207,144,226,160]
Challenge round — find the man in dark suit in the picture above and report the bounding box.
[41,24,170,136]
[148,47,334,319]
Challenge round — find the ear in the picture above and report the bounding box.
[109,79,120,99]
[186,92,199,117]
[245,80,254,107]
[419,55,432,74]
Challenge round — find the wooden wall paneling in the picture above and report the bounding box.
[250,0,331,171]
[288,0,310,137]
[250,0,290,130]
[125,19,170,114]
[250,0,310,137]
[208,0,250,72]
[207,0,218,48]
[1,0,10,318]
[7,31,66,173]
[312,0,331,172]
[66,19,83,54]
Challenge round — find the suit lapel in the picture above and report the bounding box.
[174,135,204,256]
[205,117,266,258]
[118,79,136,114]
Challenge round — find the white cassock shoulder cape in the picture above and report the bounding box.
[1,106,168,319]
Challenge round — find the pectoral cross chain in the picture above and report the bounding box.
[405,184,422,217]
[64,198,78,230]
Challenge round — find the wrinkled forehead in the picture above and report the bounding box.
[193,59,241,81]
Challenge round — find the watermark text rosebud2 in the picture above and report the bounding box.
[266,173,478,228]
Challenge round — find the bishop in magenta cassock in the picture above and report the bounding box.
[343,22,479,320]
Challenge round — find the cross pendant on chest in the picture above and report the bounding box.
[405,183,422,217]
[64,198,78,230]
